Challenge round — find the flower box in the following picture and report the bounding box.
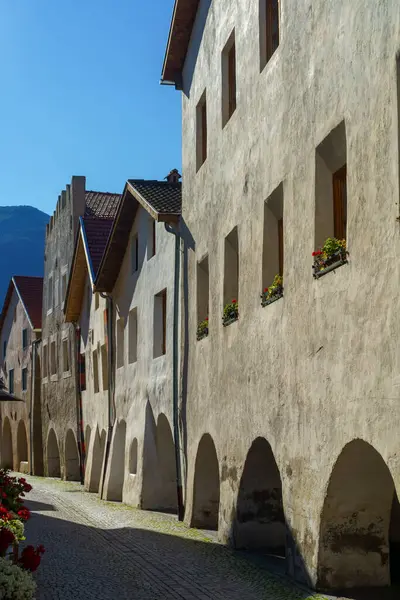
[261,274,283,307]
[222,300,238,327]
[312,238,348,279]
[196,319,209,341]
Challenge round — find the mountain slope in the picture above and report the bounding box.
[0,206,48,308]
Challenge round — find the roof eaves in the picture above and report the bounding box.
[12,277,34,330]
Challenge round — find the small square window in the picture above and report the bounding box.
[22,368,28,391]
[22,329,28,350]
[9,369,14,394]
[222,31,237,127]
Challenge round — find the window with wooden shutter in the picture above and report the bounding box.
[333,165,347,240]
[222,31,237,127]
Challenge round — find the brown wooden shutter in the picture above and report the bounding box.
[333,165,347,240]
[162,290,166,355]
[201,100,207,163]
[278,218,284,276]
[228,42,236,118]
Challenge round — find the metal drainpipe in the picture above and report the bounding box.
[99,292,115,500]
[29,338,41,476]
[74,324,85,485]
[164,221,184,521]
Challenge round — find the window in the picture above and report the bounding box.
[95,293,99,310]
[197,256,209,325]
[101,344,108,391]
[93,349,99,393]
[224,227,239,308]
[262,183,284,288]
[8,369,14,394]
[61,272,67,305]
[86,286,91,316]
[22,368,28,391]
[260,0,280,70]
[3,340,6,361]
[148,218,156,259]
[153,289,167,358]
[79,352,86,391]
[315,120,347,249]
[50,341,56,376]
[22,328,28,350]
[131,234,139,273]
[47,275,53,312]
[196,91,207,170]
[43,344,48,379]
[128,308,138,364]
[222,31,236,127]
[62,338,70,373]
[117,318,125,368]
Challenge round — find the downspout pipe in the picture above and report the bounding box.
[164,221,184,521]
[99,292,115,500]
[74,324,85,485]
[29,338,41,476]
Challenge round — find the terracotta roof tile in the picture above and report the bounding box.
[128,180,182,215]
[82,217,114,279]
[85,191,121,219]
[13,276,43,330]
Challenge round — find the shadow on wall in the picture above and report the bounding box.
[24,503,317,600]
[182,0,213,98]
[1,417,13,469]
[47,428,61,478]
[227,437,312,587]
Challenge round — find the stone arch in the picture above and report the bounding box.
[234,437,286,557]
[88,428,106,493]
[191,433,220,530]
[106,420,126,501]
[129,438,138,475]
[1,417,13,469]
[65,429,80,481]
[16,421,28,472]
[156,413,177,512]
[317,439,399,591]
[47,428,61,478]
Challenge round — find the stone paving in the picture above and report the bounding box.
[21,475,334,600]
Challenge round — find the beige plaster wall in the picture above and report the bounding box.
[179,0,400,589]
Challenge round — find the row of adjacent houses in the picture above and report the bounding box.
[1,0,400,594]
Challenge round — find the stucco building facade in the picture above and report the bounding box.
[161,0,400,593]
[0,276,43,475]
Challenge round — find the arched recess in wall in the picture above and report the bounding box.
[84,425,91,466]
[65,429,80,481]
[32,353,43,475]
[317,439,400,591]
[16,421,28,471]
[88,428,106,494]
[156,413,177,513]
[106,420,126,501]
[47,428,61,478]
[1,417,13,469]
[233,437,286,558]
[191,433,220,530]
[129,438,138,475]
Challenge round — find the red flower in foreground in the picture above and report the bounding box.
[312,250,323,257]
[264,288,268,293]
[19,545,45,572]
[0,528,15,554]
[17,508,31,521]
[205,317,208,321]
[232,299,237,304]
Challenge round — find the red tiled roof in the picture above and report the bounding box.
[13,276,43,330]
[82,217,114,279]
[0,276,43,337]
[85,191,121,219]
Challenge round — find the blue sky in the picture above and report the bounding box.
[0,1,180,215]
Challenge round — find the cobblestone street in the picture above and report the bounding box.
[22,475,328,600]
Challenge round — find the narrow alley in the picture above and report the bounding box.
[23,474,325,600]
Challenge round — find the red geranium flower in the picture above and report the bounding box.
[205,317,208,321]
[264,288,268,292]
[19,545,44,572]
[232,299,237,304]
[17,508,31,521]
[0,528,15,554]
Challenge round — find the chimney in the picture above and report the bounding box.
[165,168,181,184]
